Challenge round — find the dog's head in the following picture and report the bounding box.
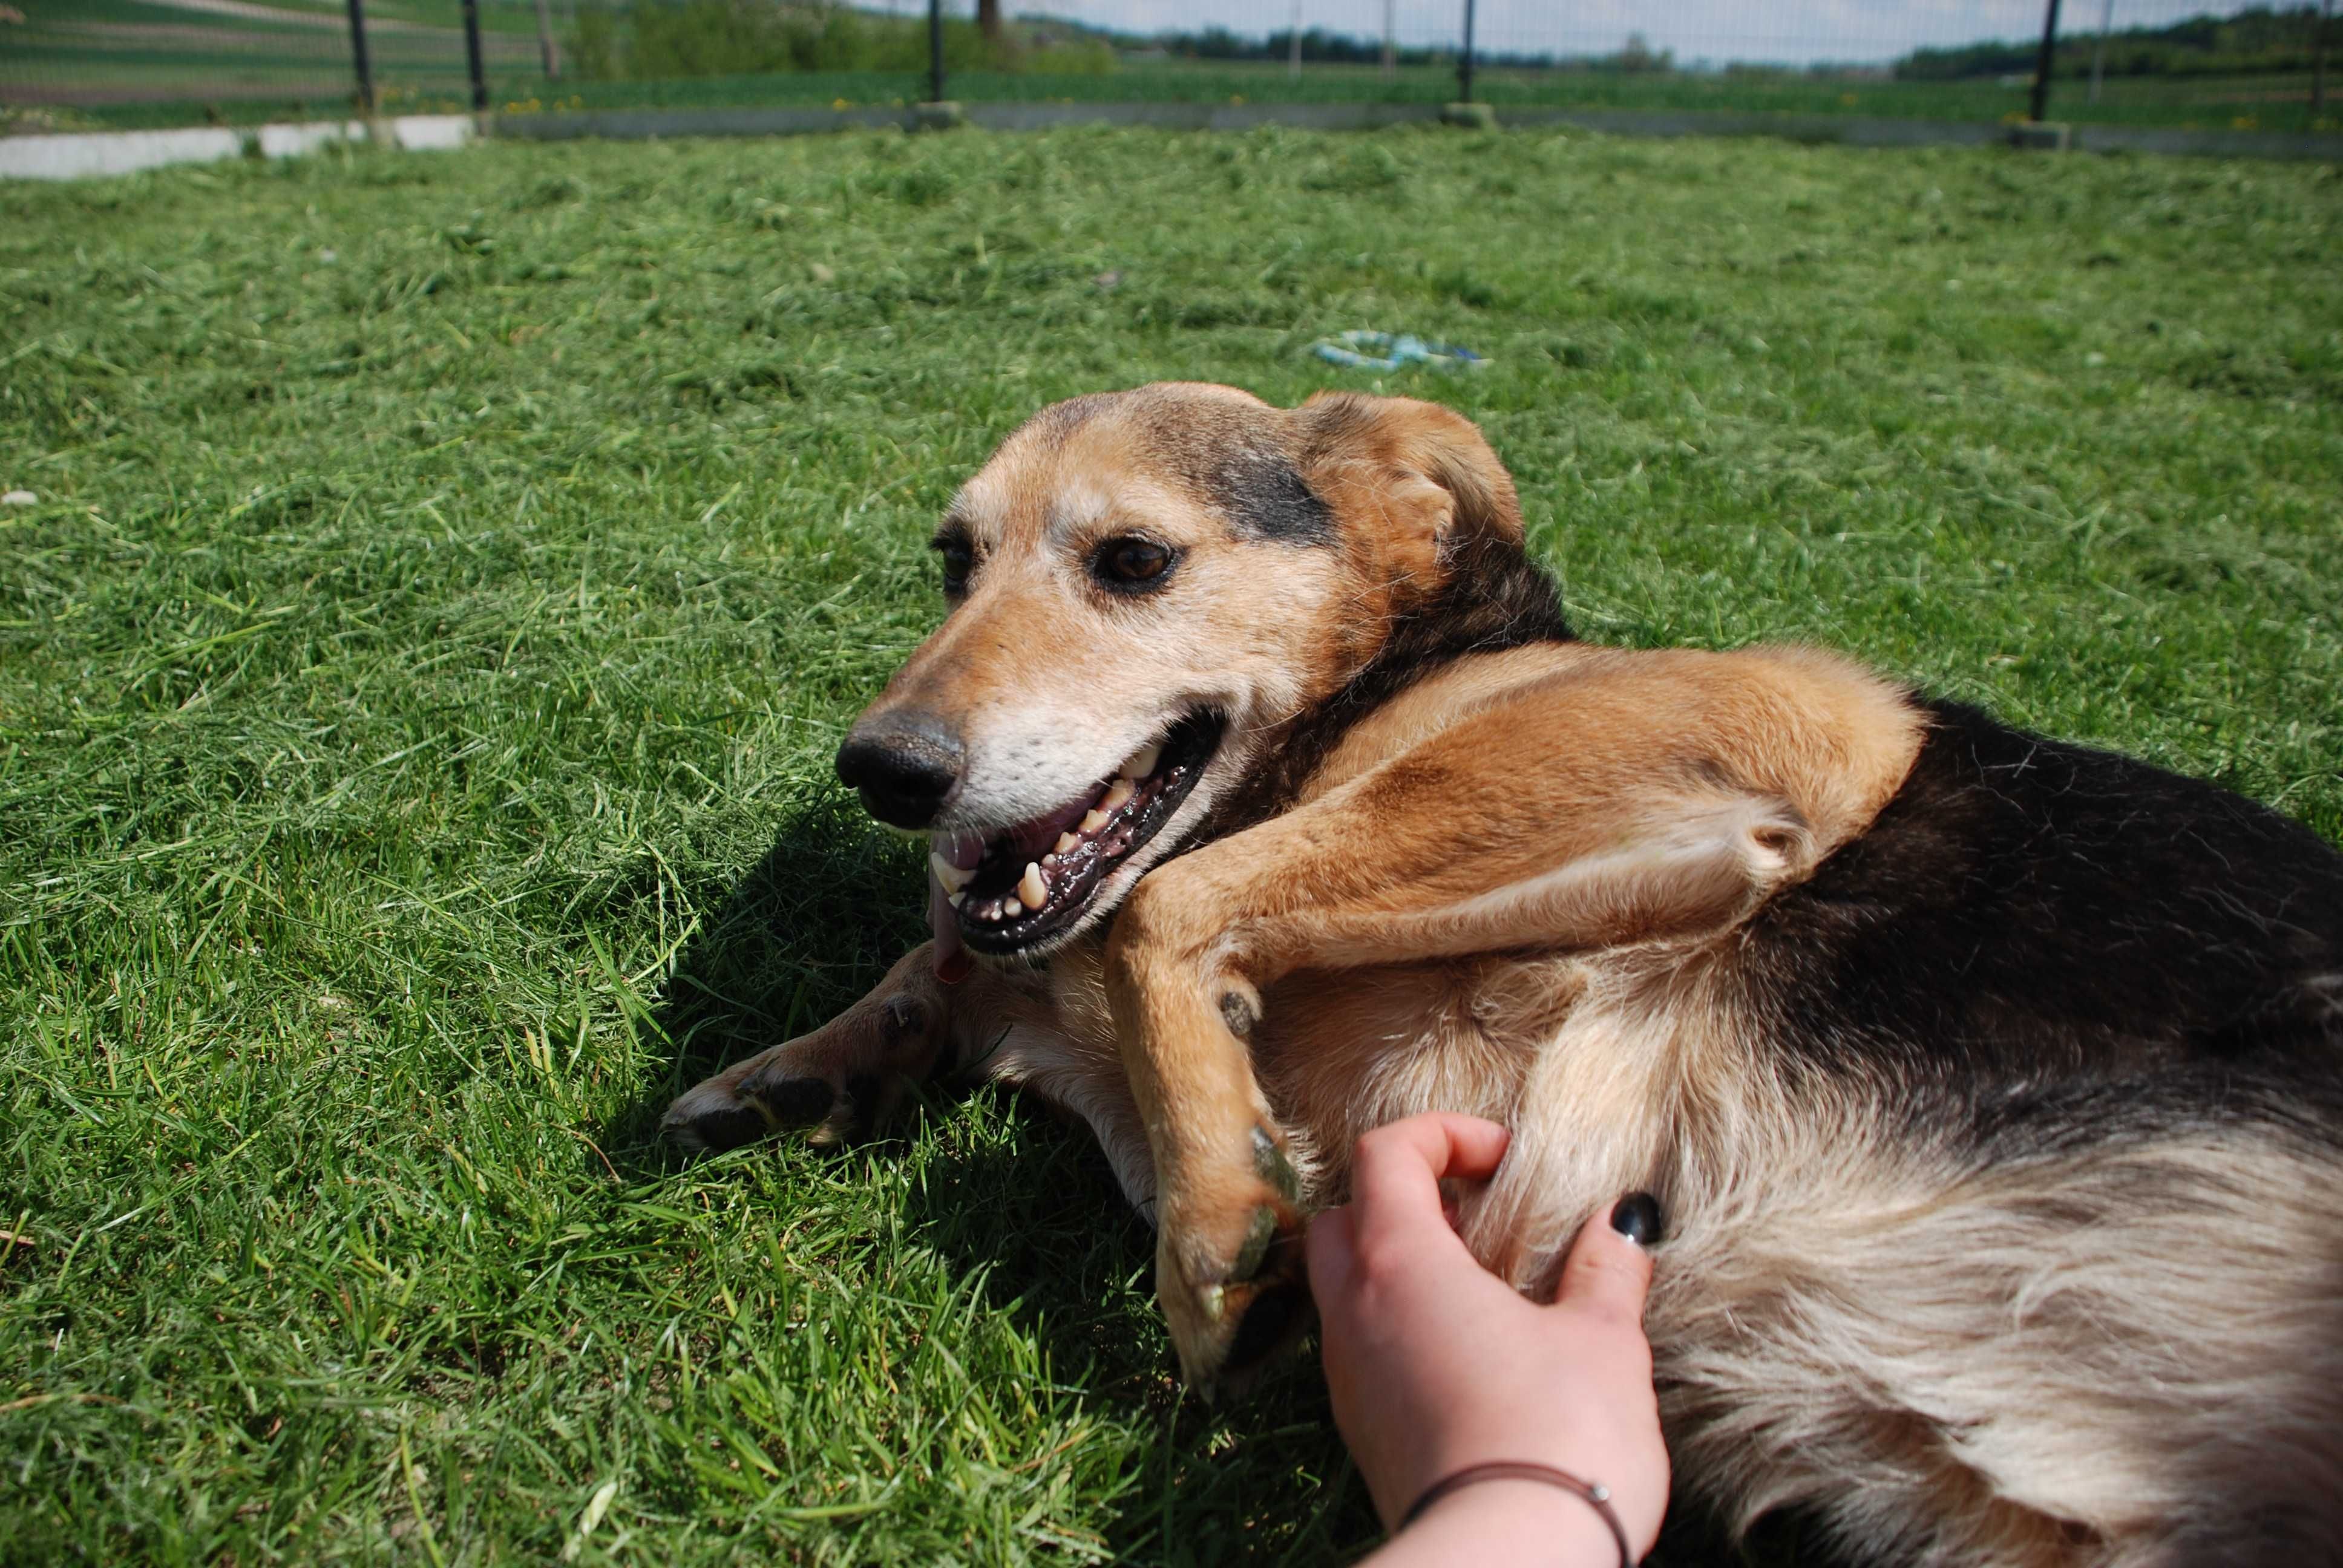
[836,382,1524,959]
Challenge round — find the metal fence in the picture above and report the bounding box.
[2,1,2333,136]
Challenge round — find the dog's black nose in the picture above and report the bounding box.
[835,713,964,829]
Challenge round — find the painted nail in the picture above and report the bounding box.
[1610,1192,1665,1246]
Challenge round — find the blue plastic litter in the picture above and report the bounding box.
[1311,330,1487,371]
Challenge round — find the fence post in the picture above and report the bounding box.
[532,0,561,82]
[1458,0,1476,102]
[928,0,945,105]
[2029,0,2063,123]
[460,0,488,114]
[2315,0,2332,117]
[2089,0,2113,104]
[345,0,374,115]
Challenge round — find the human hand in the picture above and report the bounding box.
[1305,1113,1670,1561]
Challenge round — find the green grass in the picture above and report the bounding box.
[461,59,2343,130]
[2,125,2340,1565]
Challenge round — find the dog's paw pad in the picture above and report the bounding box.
[738,1072,838,1128]
[1251,1125,1300,1201]
[1183,1197,1311,1399]
[663,1081,778,1154]
[1230,1202,1282,1283]
[1222,1281,1307,1377]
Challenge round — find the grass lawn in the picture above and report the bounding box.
[23,66,2343,133]
[483,60,2343,135]
[3,125,2339,1564]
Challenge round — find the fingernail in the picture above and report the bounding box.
[1610,1192,1664,1247]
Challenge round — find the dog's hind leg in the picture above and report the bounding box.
[1104,650,1923,1395]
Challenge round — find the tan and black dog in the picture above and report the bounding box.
[666,384,2343,1567]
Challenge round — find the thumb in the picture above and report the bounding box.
[1305,1203,1360,1304]
[1550,1192,1662,1325]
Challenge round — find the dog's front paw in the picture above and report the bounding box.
[663,982,946,1154]
[1158,1125,1313,1400]
[663,1058,899,1153]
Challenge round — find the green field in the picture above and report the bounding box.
[4,126,2340,1564]
[5,0,2338,136]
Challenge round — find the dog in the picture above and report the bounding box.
[665,384,2343,1567]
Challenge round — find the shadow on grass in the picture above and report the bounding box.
[600,800,1385,1559]
[601,798,1817,1565]
[598,793,922,1175]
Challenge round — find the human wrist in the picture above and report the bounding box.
[1371,1474,1624,1568]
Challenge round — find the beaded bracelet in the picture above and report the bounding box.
[1399,1460,1633,1566]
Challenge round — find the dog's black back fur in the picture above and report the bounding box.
[1744,699,2343,1148]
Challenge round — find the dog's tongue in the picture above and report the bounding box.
[928,871,968,978]
[934,832,985,871]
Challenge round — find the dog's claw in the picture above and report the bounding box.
[1162,1127,1314,1399]
[1177,1198,1309,1394]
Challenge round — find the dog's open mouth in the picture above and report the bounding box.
[931,711,1225,954]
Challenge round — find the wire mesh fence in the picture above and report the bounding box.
[3,1,2335,135]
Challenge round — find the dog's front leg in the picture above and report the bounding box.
[664,942,1046,1151]
[1107,662,1919,1396]
[661,945,1162,1220]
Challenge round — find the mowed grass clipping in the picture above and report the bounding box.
[2,127,2339,1566]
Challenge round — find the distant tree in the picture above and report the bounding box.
[1616,31,1664,73]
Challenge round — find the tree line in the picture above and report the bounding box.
[1896,5,2335,81]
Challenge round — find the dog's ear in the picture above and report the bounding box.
[1293,392,1524,587]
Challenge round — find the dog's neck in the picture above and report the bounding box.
[1204,531,1576,839]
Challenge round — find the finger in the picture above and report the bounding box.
[1551,1192,1661,1324]
[1305,1203,1359,1304]
[1348,1113,1511,1238]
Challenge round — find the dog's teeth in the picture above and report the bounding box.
[929,851,975,895]
[1080,808,1110,834]
[1018,862,1049,907]
[1003,897,1023,918]
[1121,741,1162,780]
[1101,778,1135,814]
[949,890,968,910]
[1054,831,1080,855]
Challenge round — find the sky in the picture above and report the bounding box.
[1004,1,2286,67]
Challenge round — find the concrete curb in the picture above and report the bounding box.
[0,113,476,182]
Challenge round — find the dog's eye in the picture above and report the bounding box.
[934,537,974,595]
[1092,537,1176,592]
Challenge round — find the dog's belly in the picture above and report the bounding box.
[1237,946,2343,1568]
